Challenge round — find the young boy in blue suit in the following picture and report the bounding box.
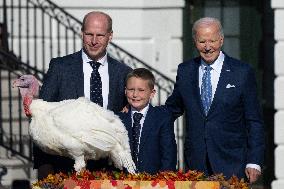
[118,68,177,174]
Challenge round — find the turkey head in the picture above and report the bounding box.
[13,75,40,117]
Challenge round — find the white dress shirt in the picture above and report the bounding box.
[131,104,149,151]
[199,51,224,100]
[198,51,261,173]
[82,50,109,109]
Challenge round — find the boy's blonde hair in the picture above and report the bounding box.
[126,68,155,89]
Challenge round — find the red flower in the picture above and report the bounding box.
[111,180,118,186]
[166,181,175,189]
[76,179,91,189]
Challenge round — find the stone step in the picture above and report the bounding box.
[0,156,37,187]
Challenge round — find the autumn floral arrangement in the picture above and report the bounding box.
[32,170,249,189]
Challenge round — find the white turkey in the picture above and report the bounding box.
[13,75,136,174]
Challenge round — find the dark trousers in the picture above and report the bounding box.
[205,153,213,176]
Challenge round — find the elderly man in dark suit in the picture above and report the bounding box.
[166,17,265,183]
[35,11,132,179]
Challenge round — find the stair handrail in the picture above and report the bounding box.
[0,49,44,79]
[25,0,175,94]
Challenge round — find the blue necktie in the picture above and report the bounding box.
[89,61,103,107]
[132,112,143,165]
[201,65,212,115]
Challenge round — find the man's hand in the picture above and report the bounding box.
[245,167,261,183]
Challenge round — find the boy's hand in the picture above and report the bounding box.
[121,104,130,113]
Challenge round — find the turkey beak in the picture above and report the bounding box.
[12,79,19,88]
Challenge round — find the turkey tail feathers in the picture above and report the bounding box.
[111,150,136,174]
[122,152,137,174]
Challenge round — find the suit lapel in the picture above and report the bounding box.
[65,51,84,98]
[124,111,134,152]
[192,58,205,115]
[107,56,117,110]
[189,57,205,116]
[69,51,84,97]
[138,105,154,156]
[208,55,232,115]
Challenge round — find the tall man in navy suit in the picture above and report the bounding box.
[166,17,265,183]
[119,68,177,174]
[35,11,132,179]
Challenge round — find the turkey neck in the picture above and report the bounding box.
[23,95,33,117]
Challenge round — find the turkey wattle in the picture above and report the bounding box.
[13,75,136,173]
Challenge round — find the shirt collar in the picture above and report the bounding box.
[131,104,149,118]
[81,49,107,66]
[201,51,224,74]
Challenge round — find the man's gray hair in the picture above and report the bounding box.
[192,17,224,39]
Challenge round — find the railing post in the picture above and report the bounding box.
[1,0,9,51]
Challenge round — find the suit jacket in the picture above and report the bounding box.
[39,50,132,111]
[33,50,132,172]
[166,54,265,179]
[118,105,177,174]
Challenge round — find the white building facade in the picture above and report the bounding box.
[54,0,184,80]
[272,0,284,189]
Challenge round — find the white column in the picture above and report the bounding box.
[272,0,284,188]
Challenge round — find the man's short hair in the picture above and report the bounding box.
[192,17,224,39]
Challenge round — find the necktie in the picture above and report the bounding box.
[201,65,212,115]
[89,61,103,107]
[132,112,143,165]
